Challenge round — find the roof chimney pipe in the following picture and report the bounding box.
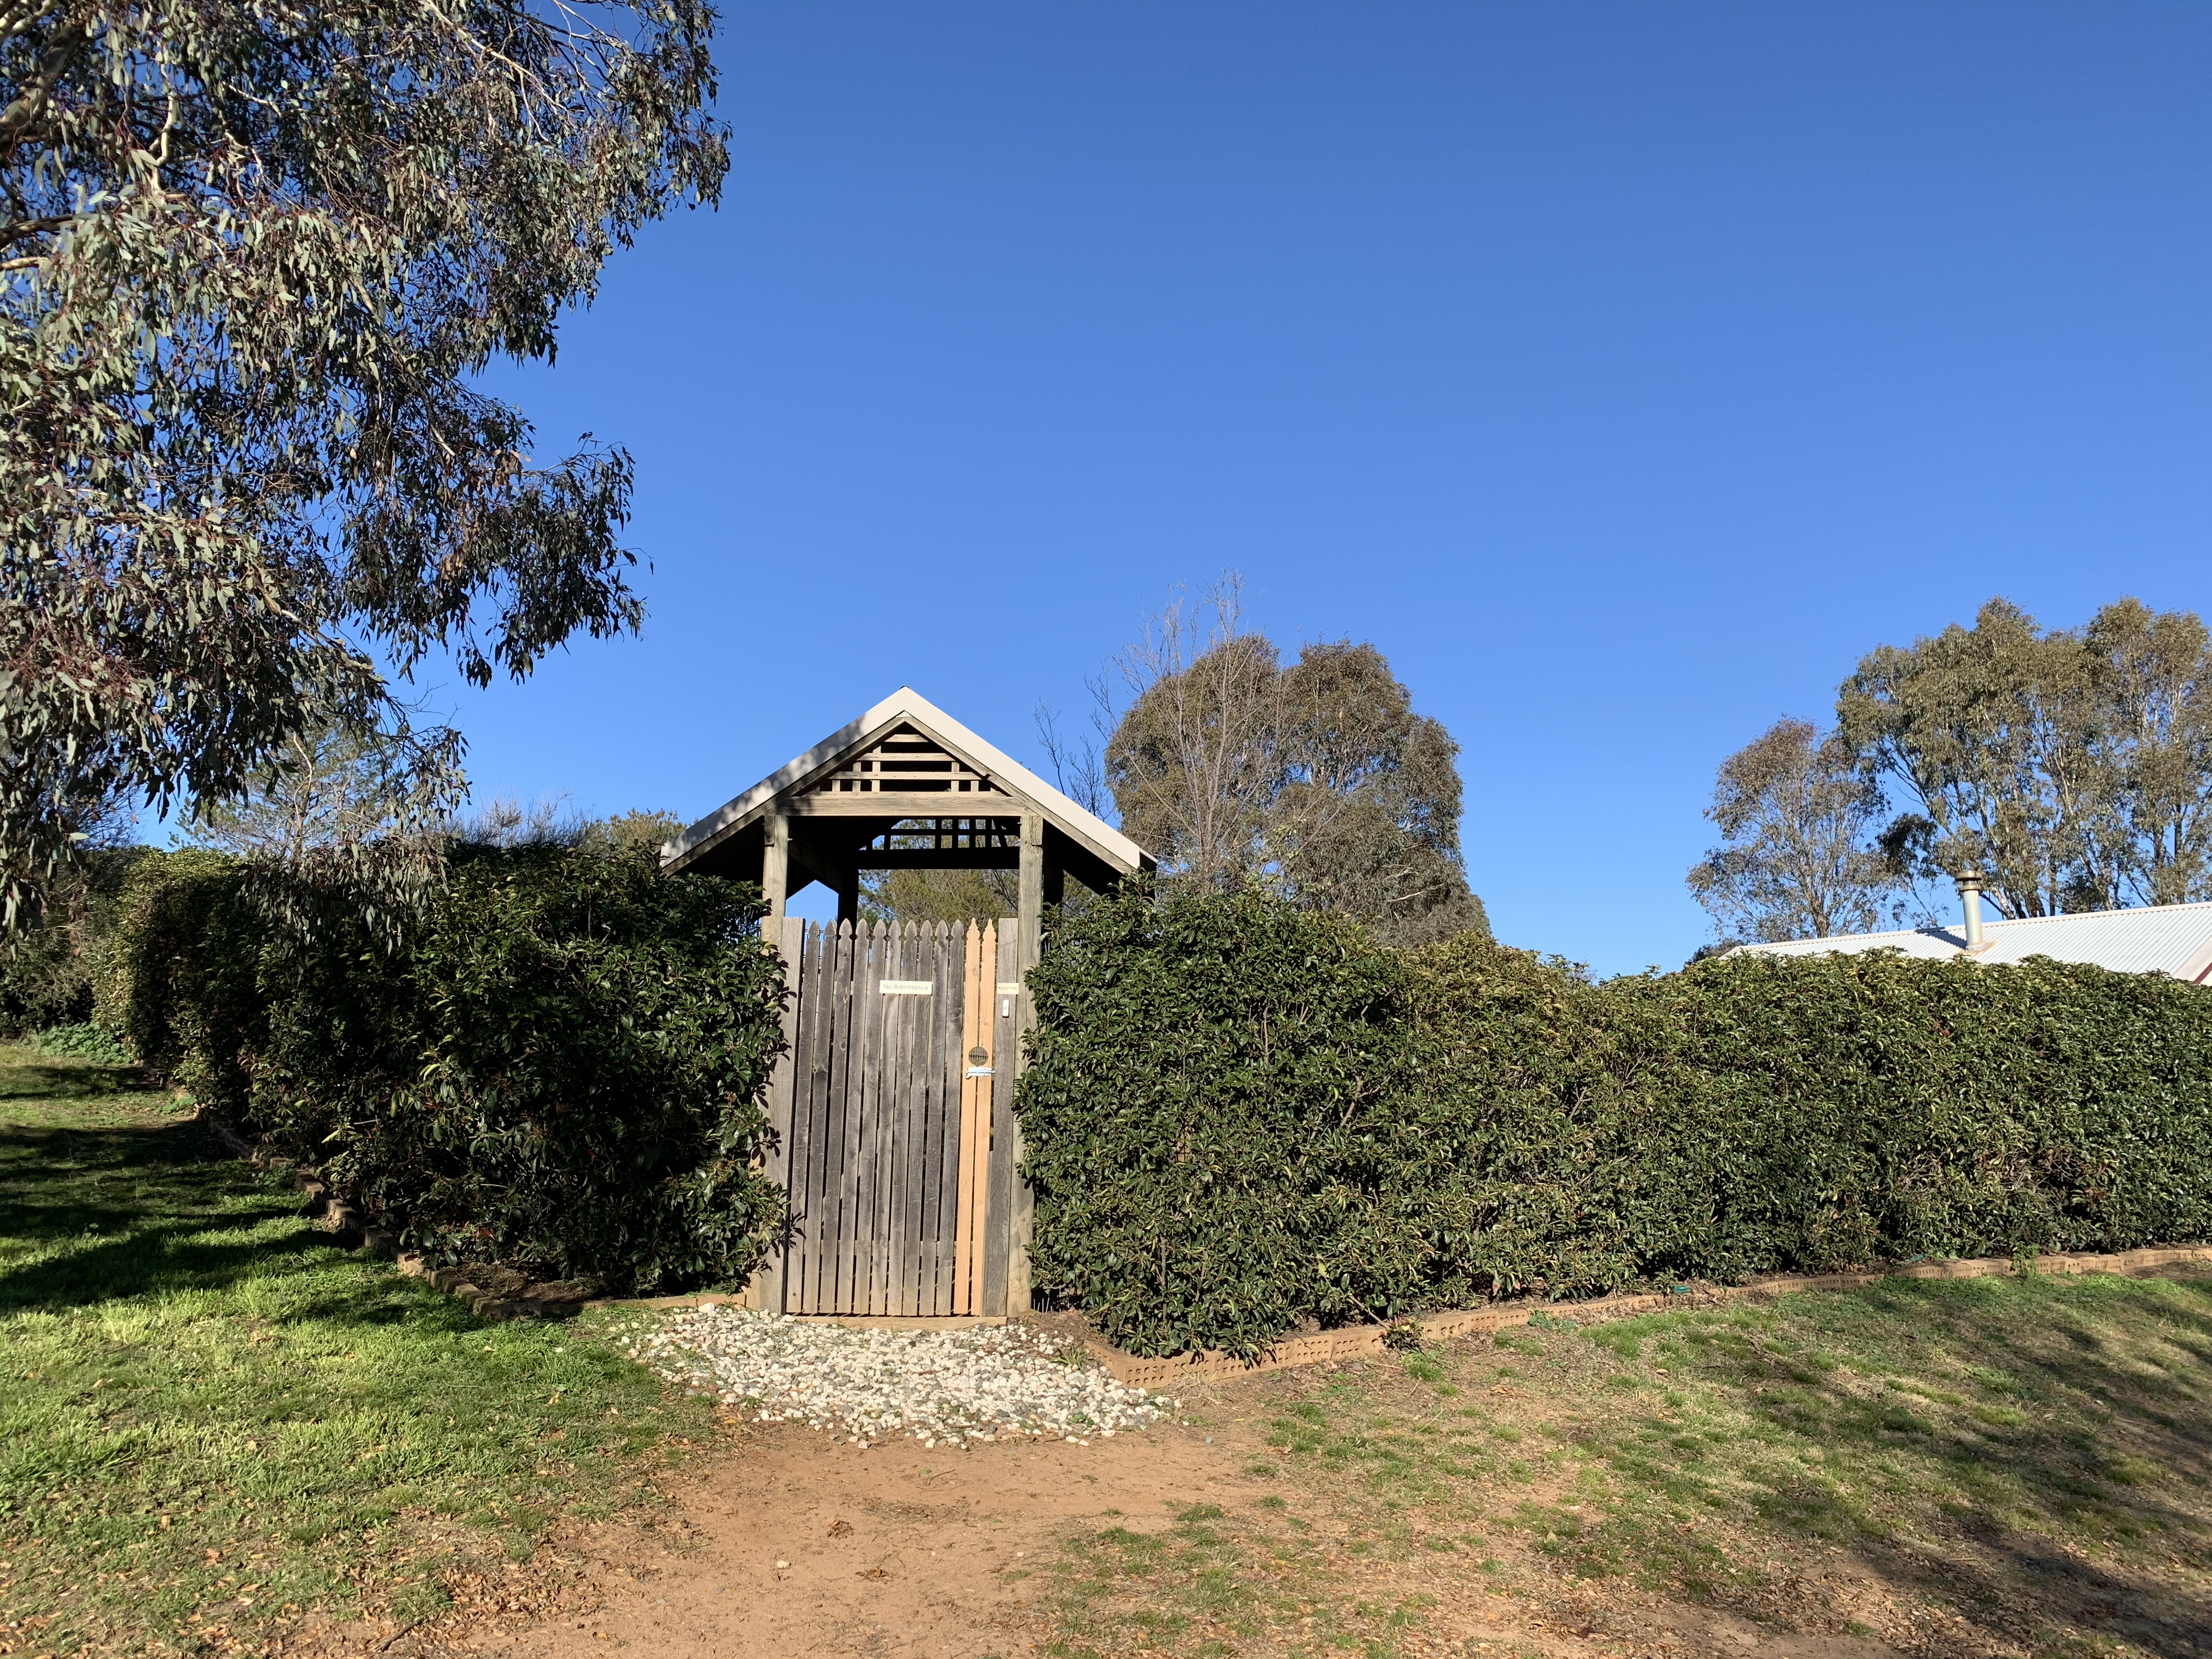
[1955,867,1988,952]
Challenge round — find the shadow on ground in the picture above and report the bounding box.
[1590,1276,2212,1656]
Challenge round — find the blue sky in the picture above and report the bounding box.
[433,1,2212,976]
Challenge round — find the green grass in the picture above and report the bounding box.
[0,1048,718,1655]
[1039,1499,1441,1659]
[1048,1272,2212,1657]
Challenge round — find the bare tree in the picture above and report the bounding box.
[1036,687,1114,820]
[1100,575,1280,893]
[1688,718,1899,943]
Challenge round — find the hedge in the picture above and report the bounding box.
[104,846,787,1294]
[1018,890,2212,1357]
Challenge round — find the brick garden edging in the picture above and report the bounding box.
[1084,1243,2212,1390]
[201,1109,590,1322]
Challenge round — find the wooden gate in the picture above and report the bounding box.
[746,918,1022,1316]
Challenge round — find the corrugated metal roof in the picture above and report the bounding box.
[1734,901,2212,982]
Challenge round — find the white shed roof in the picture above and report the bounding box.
[1735,901,2212,983]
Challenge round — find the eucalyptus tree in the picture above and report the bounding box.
[1089,579,1488,946]
[1836,595,2212,917]
[2078,598,2212,907]
[1836,599,2096,918]
[1686,717,1898,943]
[1,0,727,921]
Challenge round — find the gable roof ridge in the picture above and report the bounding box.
[661,686,1148,874]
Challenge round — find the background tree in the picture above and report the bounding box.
[2,0,727,922]
[859,868,1018,926]
[1836,599,2092,918]
[1073,577,1489,947]
[1095,578,1280,894]
[1265,640,1489,946]
[2077,599,2212,907]
[1686,718,1898,943]
[0,789,138,1032]
[577,809,688,860]
[1837,595,2212,917]
[187,723,438,862]
[437,798,682,856]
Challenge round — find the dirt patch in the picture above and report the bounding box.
[427,1370,1903,1659]
[464,1419,1265,1657]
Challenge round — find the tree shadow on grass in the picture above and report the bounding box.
[0,1113,479,1331]
[0,1114,246,1241]
[1685,1278,2212,1657]
[0,1060,148,1101]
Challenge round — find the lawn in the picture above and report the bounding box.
[0,1047,719,1656]
[1043,1270,2212,1658]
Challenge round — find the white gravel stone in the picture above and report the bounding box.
[624,1307,1174,1449]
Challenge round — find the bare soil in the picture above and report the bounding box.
[459,1418,1262,1658]
[390,1378,1903,1659]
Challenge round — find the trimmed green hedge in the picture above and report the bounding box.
[105,847,786,1294]
[1019,891,2212,1357]
[1017,892,1414,1361]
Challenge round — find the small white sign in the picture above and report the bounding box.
[996,981,1024,995]
[966,1066,994,1078]
[879,979,934,995]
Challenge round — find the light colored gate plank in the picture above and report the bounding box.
[971,920,998,1316]
[893,924,934,1316]
[980,923,1016,1316]
[952,923,986,1314]
[1007,898,1038,1315]
[951,922,975,1313]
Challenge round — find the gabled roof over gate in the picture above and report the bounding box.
[660,686,1152,884]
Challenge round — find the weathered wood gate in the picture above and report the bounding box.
[744,917,1024,1317]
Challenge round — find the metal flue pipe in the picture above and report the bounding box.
[1955,867,1988,951]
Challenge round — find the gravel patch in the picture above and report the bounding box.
[627,1307,1176,1450]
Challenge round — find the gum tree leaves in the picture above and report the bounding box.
[1,0,728,919]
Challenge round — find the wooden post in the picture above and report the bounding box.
[763,815,790,923]
[834,863,860,926]
[1007,812,1045,1314]
[743,914,805,1312]
[1017,812,1044,978]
